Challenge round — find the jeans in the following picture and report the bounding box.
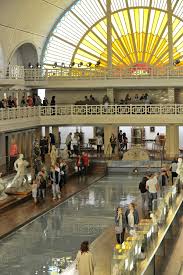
[116,228,125,244]
[148,192,157,211]
[52,183,61,199]
[97,145,102,153]
[38,188,46,199]
[111,144,116,154]
[141,192,149,210]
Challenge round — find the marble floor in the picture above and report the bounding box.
[0,174,141,275]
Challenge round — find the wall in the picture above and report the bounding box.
[46,89,107,105]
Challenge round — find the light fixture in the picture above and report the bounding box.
[95,60,101,66]
[28,62,33,68]
[173,59,180,66]
[69,62,75,67]
[78,62,83,67]
[61,62,65,68]
[87,62,92,67]
[53,62,57,68]
[36,62,41,68]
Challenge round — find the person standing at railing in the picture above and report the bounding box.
[50,96,56,115]
[146,173,159,211]
[110,134,117,155]
[20,96,27,107]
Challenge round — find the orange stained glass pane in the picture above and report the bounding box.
[122,56,131,65]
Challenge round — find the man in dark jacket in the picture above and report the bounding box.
[139,175,149,210]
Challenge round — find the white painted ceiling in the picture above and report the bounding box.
[0,0,75,63]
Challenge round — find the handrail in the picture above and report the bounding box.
[0,104,183,121]
[24,66,183,81]
[0,65,24,79]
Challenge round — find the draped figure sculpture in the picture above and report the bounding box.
[176,157,183,182]
[0,173,8,200]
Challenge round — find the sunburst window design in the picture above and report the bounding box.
[42,0,183,69]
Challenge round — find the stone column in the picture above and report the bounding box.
[167,88,175,103]
[104,125,118,155]
[0,133,6,171]
[166,125,179,159]
[107,88,114,103]
[35,127,42,140]
[45,126,50,137]
[52,126,59,146]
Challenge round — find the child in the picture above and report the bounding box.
[32,179,38,204]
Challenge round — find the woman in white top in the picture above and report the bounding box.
[125,203,139,230]
[76,241,95,275]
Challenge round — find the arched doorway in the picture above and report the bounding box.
[10,43,38,68]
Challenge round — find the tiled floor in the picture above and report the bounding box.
[0,173,141,275]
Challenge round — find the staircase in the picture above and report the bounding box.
[91,162,107,175]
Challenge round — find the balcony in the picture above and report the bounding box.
[0,65,25,86]
[24,66,183,88]
[0,104,183,132]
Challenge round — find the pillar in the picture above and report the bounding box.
[35,127,42,140]
[106,0,112,70]
[107,88,114,103]
[167,0,173,67]
[0,133,6,172]
[104,125,118,155]
[52,126,59,146]
[166,125,179,159]
[167,88,175,103]
[45,126,50,137]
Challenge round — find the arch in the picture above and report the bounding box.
[9,42,38,68]
[42,0,183,68]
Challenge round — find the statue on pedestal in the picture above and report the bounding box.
[0,173,8,201]
[7,154,30,192]
[50,145,58,166]
[176,157,183,182]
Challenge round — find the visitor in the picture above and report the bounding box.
[59,159,67,188]
[50,96,56,115]
[155,132,160,145]
[122,132,128,151]
[76,154,83,176]
[27,95,33,107]
[134,94,139,101]
[146,173,159,211]
[171,158,178,184]
[72,133,79,155]
[20,96,27,107]
[34,156,42,176]
[96,134,103,155]
[110,133,117,154]
[66,133,72,156]
[32,178,38,204]
[9,139,18,172]
[125,94,131,104]
[158,169,168,197]
[125,203,139,232]
[139,175,149,210]
[50,165,61,200]
[38,170,47,200]
[82,152,89,175]
[76,241,95,275]
[118,130,123,144]
[43,97,48,106]
[115,207,126,244]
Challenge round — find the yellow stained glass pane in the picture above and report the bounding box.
[151,10,160,34]
[82,40,102,54]
[143,9,149,33]
[122,10,131,34]
[87,32,106,48]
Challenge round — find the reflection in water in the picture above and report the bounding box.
[0,174,140,275]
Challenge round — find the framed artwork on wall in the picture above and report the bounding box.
[150,126,155,133]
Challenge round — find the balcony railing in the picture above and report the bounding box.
[24,66,183,81]
[0,65,24,79]
[0,104,183,121]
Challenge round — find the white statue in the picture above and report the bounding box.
[0,173,8,200]
[8,154,29,190]
[50,145,58,166]
[176,158,183,182]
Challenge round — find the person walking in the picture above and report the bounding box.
[66,133,72,156]
[50,165,61,200]
[76,154,83,176]
[96,134,103,155]
[82,152,89,175]
[139,175,149,210]
[125,203,139,232]
[38,170,47,200]
[110,133,117,154]
[76,241,95,275]
[158,169,168,197]
[115,207,126,244]
[32,179,38,204]
[171,158,178,184]
[146,173,159,211]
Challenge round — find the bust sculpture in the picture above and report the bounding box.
[0,173,8,200]
[7,154,30,190]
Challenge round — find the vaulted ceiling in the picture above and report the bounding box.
[0,0,75,63]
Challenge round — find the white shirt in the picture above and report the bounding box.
[128,212,134,228]
[172,162,178,173]
[96,136,103,145]
[146,177,157,193]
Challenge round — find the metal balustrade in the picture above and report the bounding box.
[0,65,24,79]
[0,104,183,121]
[24,66,183,81]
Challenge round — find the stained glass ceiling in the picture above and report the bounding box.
[42,0,183,68]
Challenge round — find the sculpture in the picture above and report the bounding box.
[176,157,183,182]
[7,154,30,191]
[0,173,8,201]
[50,145,58,166]
[62,147,69,160]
